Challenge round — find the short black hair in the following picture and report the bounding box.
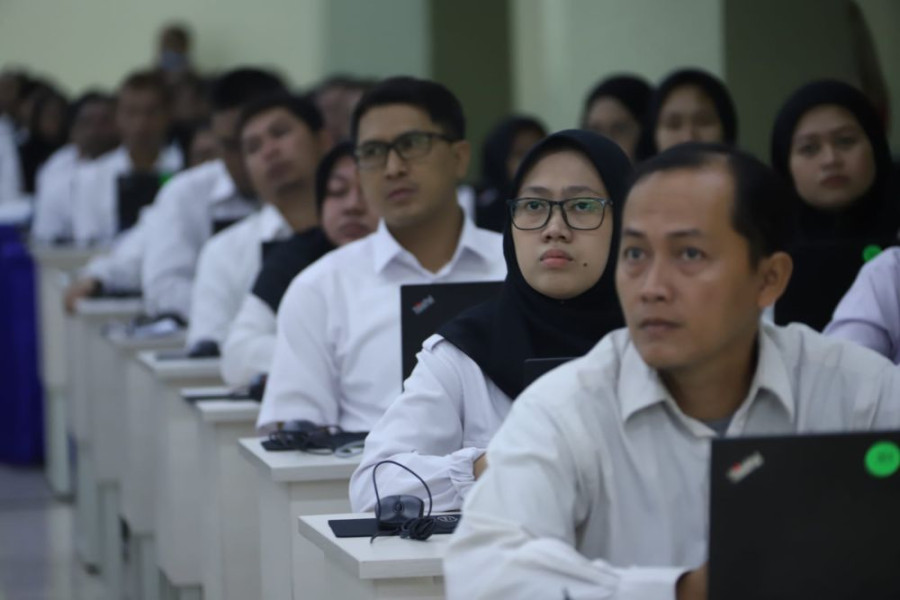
[315,141,355,212]
[119,70,171,107]
[236,93,324,139]
[69,90,115,123]
[350,76,465,141]
[628,142,795,265]
[208,68,287,112]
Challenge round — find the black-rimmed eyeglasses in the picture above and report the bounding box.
[354,130,457,170]
[507,197,612,231]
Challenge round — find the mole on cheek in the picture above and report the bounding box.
[583,262,589,267]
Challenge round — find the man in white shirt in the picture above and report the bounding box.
[257,77,506,431]
[185,94,329,350]
[71,70,182,245]
[445,143,900,600]
[220,141,378,387]
[32,92,119,243]
[141,68,286,321]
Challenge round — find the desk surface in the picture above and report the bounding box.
[105,329,185,351]
[136,350,221,381]
[74,297,144,319]
[238,437,360,483]
[193,399,260,424]
[30,245,100,270]
[298,513,449,580]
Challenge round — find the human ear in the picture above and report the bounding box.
[451,139,471,180]
[756,251,793,309]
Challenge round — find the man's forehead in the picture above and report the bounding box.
[357,104,434,141]
[623,165,734,231]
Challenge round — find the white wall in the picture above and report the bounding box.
[510,0,724,132]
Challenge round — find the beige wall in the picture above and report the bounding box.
[510,0,724,133]
[0,0,430,95]
[857,0,900,149]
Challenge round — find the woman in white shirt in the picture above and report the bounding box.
[349,129,633,512]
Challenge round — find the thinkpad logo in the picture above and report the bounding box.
[412,295,436,315]
[727,451,764,484]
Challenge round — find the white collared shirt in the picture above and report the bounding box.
[0,115,22,205]
[79,205,157,293]
[445,323,900,600]
[141,159,257,320]
[349,334,511,512]
[220,293,277,387]
[71,145,183,244]
[30,145,84,242]
[186,203,294,346]
[257,218,506,431]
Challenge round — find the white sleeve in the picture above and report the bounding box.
[0,128,22,204]
[256,273,339,431]
[31,161,71,242]
[220,293,277,387]
[80,221,146,292]
[445,397,685,600]
[186,235,240,347]
[141,181,199,319]
[348,341,486,513]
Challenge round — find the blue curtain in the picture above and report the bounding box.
[0,226,44,464]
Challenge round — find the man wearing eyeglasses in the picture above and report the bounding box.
[257,76,506,433]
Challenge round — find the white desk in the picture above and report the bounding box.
[67,298,143,573]
[193,398,261,600]
[30,244,98,497]
[298,513,447,599]
[93,328,185,600]
[238,438,360,600]
[121,351,221,600]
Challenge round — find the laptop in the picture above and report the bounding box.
[523,357,572,388]
[400,281,503,383]
[117,173,162,232]
[709,431,900,600]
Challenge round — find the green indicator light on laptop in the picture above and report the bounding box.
[865,441,900,478]
[863,244,883,263]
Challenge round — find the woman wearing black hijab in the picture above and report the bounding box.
[770,79,899,331]
[475,115,547,232]
[18,89,68,194]
[639,68,738,160]
[349,130,631,512]
[581,74,652,161]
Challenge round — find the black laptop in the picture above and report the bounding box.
[523,357,572,388]
[400,281,503,382]
[709,431,900,600]
[117,173,163,232]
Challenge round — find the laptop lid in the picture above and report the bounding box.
[400,281,503,383]
[117,173,162,232]
[522,357,572,388]
[709,431,900,600]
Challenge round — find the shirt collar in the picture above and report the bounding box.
[209,160,240,203]
[258,203,294,241]
[371,212,493,275]
[617,322,796,425]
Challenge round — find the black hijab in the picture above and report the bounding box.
[439,130,630,399]
[770,79,898,243]
[581,74,653,125]
[770,80,899,331]
[18,90,69,193]
[638,68,738,160]
[476,115,547,232]
[250,142,358,311]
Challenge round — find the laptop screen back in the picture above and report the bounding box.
[709,431,900,600]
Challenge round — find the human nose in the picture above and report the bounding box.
[638,257,671,303]
[540,204,573,241]
[384,145,408,178]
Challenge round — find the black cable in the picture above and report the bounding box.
[370,460,435,543]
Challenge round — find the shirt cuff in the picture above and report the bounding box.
[448,446,486,500]
[614,566,687,600]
